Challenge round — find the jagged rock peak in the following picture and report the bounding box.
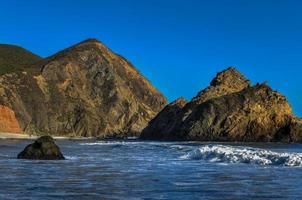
[210,67,251,87]
[191,67,251,104]
[170,97,187,107]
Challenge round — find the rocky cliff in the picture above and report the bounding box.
[140,97,187,139]
[0,39,167,137]
[0,105,22,133]
[141,67,302,142]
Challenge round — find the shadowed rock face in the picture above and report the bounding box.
[17,136,65,160]
[141,97,187,140]
[0,39,167,137]
[141,67,302,142]
[287,118,302,143]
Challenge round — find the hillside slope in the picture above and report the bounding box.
[0,44,41,75]
[0,39,167,137]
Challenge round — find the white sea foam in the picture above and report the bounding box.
[180,145,302,167]
[64,156,79,160]
[79,141,139,146]
[79,141,174,146]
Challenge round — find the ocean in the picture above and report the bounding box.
[1,139,302,199]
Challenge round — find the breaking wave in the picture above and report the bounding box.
[180,145,302,167]
[79,141,137,146]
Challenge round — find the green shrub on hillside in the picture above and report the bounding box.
[0,44,41,75]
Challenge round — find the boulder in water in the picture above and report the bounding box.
[17,136,65,160]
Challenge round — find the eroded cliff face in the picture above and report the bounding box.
[0,39,167,137]
[0,105,22,133]
[181,84,295,142]
[141,67,302,142]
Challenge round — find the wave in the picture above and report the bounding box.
[180,145,302,167]
[79,141,177,146]
[64,156,79,160]
[79,141,139,146]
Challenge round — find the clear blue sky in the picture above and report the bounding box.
[0,0,301,116]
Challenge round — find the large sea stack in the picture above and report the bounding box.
[141,67,302,142]
[0,39,167,137]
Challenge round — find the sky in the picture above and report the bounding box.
[0,0,301,116]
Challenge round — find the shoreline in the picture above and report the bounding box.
[0,132,91,140]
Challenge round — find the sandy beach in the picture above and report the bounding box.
[0,132,79,139]
[0,132,37,139]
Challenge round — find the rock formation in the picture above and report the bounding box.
[17,136,65,160]
[141,67,302,142]
[140,97,187,140]
[0,39,167,137]
[0,105,22,133]
[286,117,302,143]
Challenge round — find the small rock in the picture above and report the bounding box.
[17,136,65,160]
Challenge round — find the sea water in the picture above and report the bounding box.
[1,139,302,199]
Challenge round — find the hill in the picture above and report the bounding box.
[0,39,167,137]
[0,44,41,75]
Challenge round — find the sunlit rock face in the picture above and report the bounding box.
[0,105,22,133]
[141,67,302,142]
[0,39,167,137]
